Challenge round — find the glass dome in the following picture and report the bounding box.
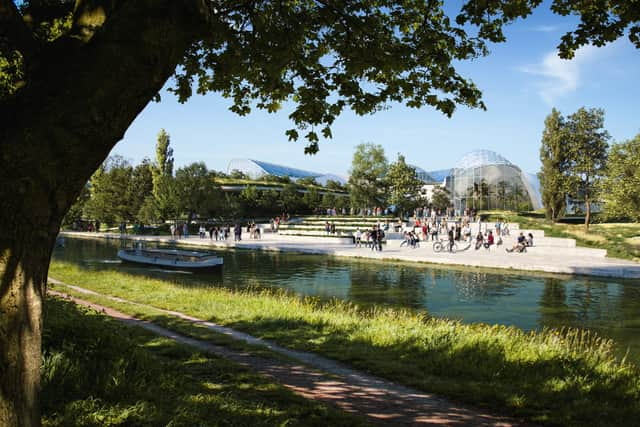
[453,150,514,170]
[449,150,540,212]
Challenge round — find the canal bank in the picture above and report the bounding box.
[59,230,640,280]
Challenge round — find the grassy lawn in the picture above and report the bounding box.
[49,261,640,427]
[483,210,640,261]
[42,296,364,426]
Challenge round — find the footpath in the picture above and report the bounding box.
[49,278,532,426]
[60,229,640,280]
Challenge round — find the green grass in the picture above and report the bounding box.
[49,261,640,426]
[42,296,364,426]
[483,210,640,261]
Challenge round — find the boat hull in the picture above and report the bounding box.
[117,249,223,271]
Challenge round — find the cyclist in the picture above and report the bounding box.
[448,227,455,252]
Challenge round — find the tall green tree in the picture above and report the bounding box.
[601,134,640,222]
[385,153,423,219]
[174,162,220,222]
[2,1,639,424]
[84,156,134,225]
[151,129,176,220]
[130,158,154,221]
[348,143,388,211]
[539,108,568,221]
[431,186,452,212]
[565,108,610,229]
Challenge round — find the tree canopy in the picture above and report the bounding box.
[348,143,388,209]
[539,108,568,222]
[4,1,639,155]
[601,134,640,222]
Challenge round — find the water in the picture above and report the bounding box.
[53,237,640,363]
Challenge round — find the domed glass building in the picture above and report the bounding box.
[449,150,542,212]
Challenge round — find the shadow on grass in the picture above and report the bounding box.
[42,297,365,426]
[223,315,640,427]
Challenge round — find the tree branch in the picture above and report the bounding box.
[0,0,38,60]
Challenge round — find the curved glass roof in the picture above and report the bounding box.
[227,158,322,180]
[454,150,514,170]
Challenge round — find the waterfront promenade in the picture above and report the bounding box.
[60,230,640,280]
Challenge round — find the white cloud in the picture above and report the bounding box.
[531,25,558,33]
[518,44,611,105]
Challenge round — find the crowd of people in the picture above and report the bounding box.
[354,224,387,251]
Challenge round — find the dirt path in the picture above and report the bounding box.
[49,279,533,426]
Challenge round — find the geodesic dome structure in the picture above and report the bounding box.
[449,150,542,212]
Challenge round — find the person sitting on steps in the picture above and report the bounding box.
[484,230,495,250]
[507,232,527,253]
[475,231,484,250]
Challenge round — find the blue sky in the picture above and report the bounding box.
[111,4,640,178]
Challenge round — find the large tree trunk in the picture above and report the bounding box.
[0,2,210,425]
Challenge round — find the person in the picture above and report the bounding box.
[370,226,378,251]
[377,226,384,251]
[526,233,534,247]
[507,232,527,252]
[475,231,484,250]
[448,227,455,252]
[355,228,362,247]
[183,222,188,238]
[170,223,176,239]
[484,230,495,249]
[463,224,471,242]
[199,224,206,239]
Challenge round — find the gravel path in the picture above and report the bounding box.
[49,279,533,426]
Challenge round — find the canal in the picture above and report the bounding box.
[53,237,640,363]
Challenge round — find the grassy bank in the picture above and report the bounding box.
[49,261,640,426]
[42,296,363,426]
[484,211,640,261]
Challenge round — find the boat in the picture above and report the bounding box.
[117,244,223,270]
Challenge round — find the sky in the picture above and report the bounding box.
[110,3,640,178]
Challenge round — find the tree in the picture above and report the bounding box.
[385,154,423,219]
[564,108,610,229]
[130,158,154,221]
[601,134,640,221]
[83,156,134,225]
[174,162,220,222]
[151,129,176,220]
[539,109,568,221]
[2,1,639,424]
[348,143,388,210]
[431,186,451,212]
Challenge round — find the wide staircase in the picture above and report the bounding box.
[274,216,608,258]
[274,215,400,244]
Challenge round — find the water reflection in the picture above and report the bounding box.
[52,237,640,363]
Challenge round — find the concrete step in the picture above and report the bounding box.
[522,245,607,258]
[270,234,354,245]
[499,236,576,248]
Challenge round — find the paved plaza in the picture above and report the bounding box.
[60,228,640,280]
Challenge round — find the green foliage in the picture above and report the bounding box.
[602,134,640,222]
[430,186,451,211]
[564,107,610,227]
[385,154,423,218]
[539,108,568,221]
[42,296,362,426]
[83,156,135,225]
[174,162,221,221]
[50,265,640,427]
[348,143,388,209]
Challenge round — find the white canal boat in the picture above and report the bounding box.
[117,245,223,271]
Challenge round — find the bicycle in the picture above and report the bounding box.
[433,239,458,253]
[400,238,420,248]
